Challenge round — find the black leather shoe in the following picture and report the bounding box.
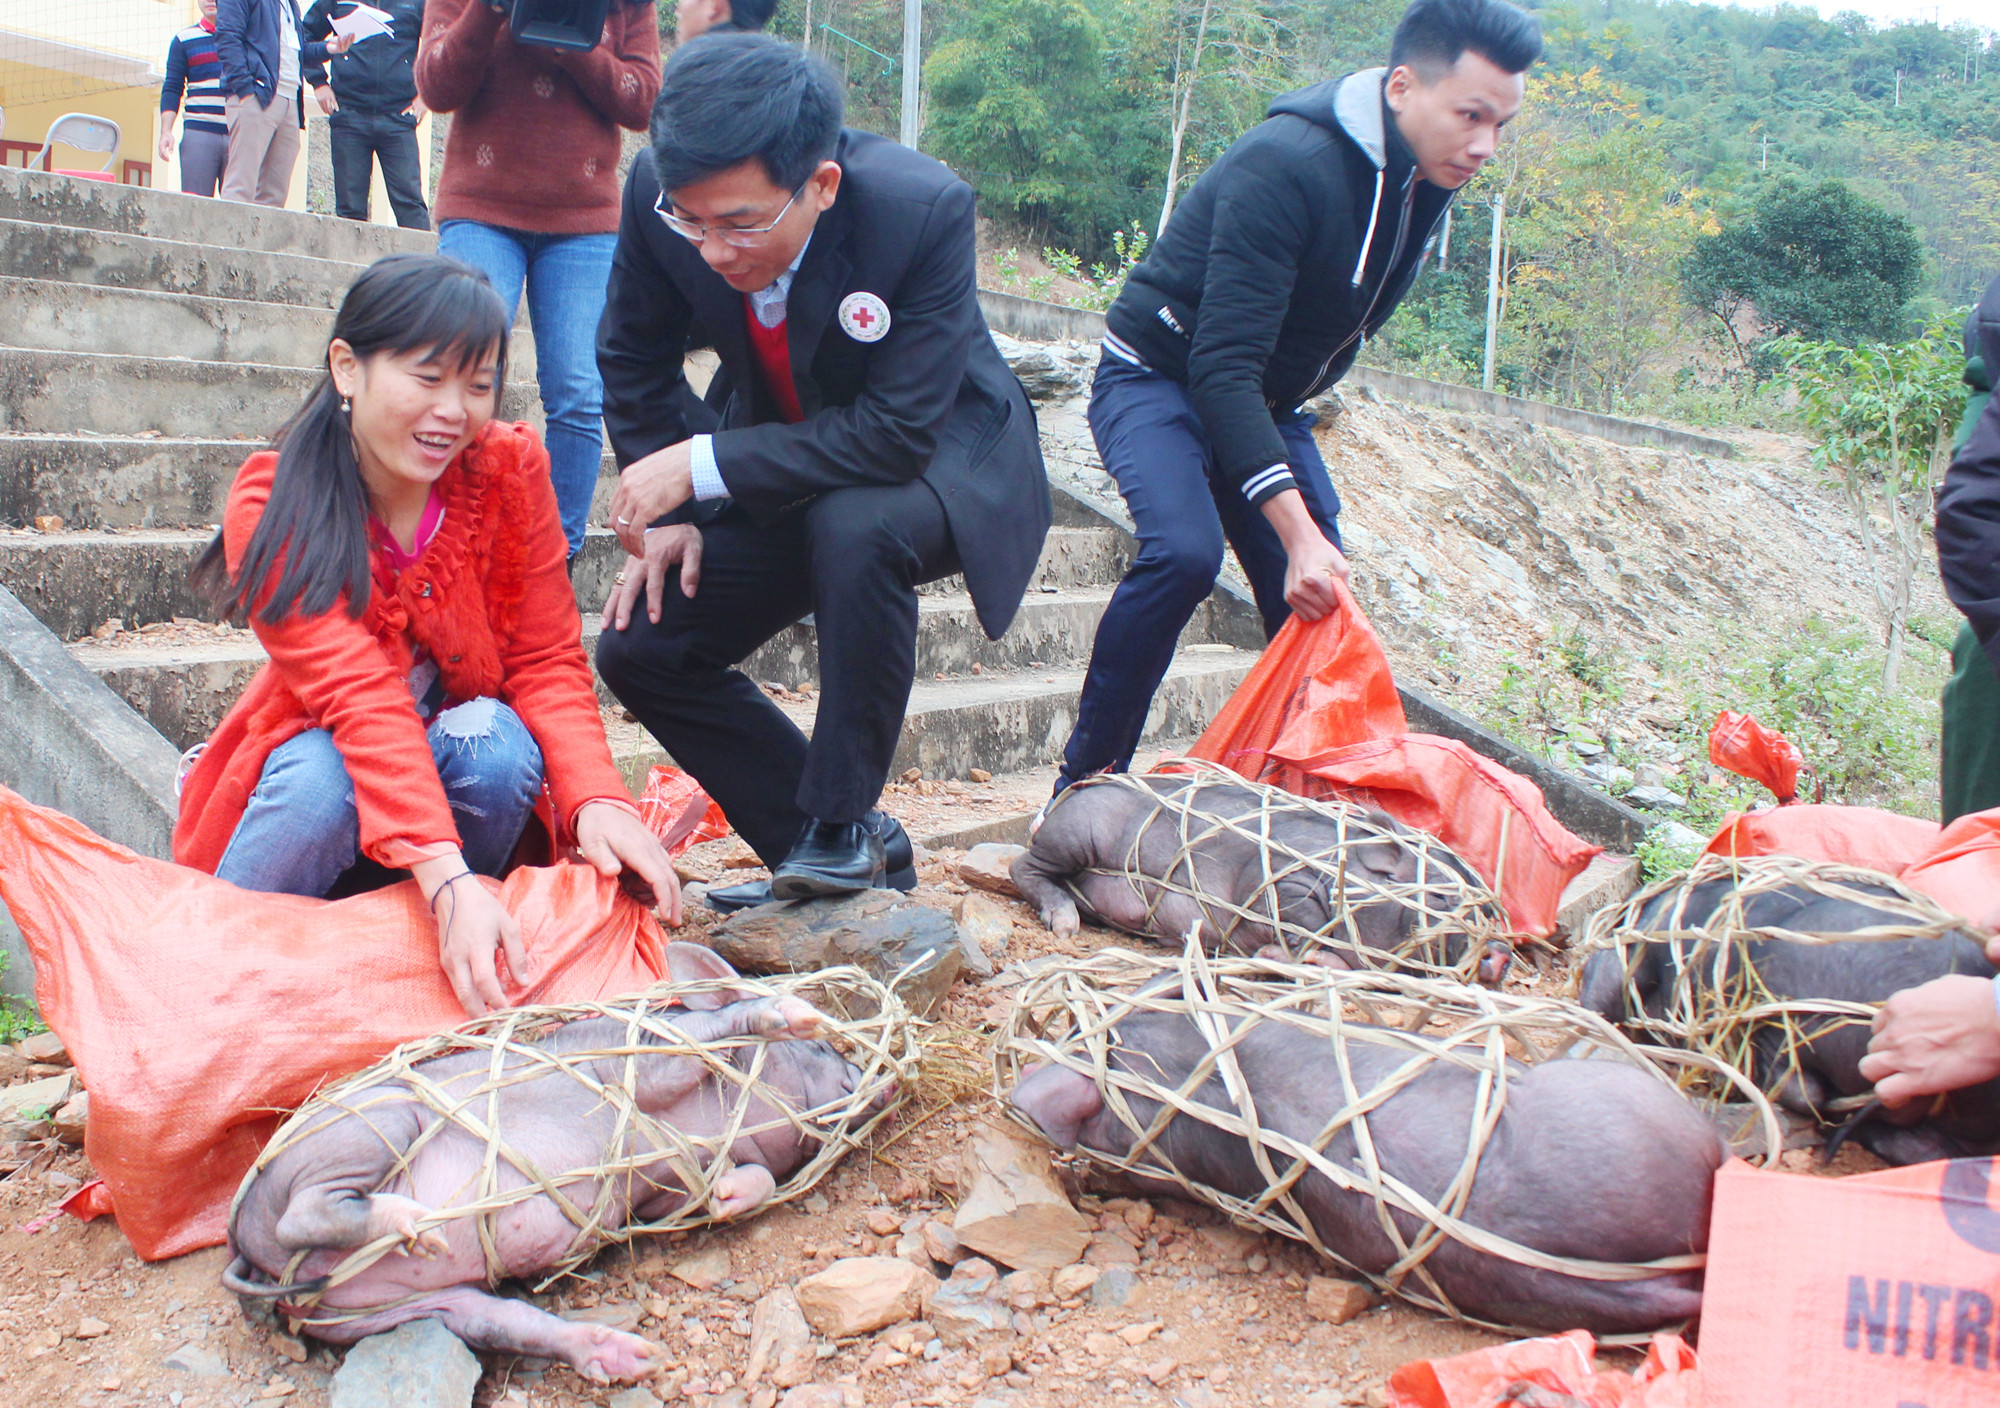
[702,879,775,914]
[864,811,917,891]
[770,820,887,901]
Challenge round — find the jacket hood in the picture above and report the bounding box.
[1267,68,1414,174]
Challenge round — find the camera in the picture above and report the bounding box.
[508,0,612,50]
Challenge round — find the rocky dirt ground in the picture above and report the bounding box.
[0,823,1887,1408]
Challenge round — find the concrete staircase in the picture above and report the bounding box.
[0,168,1262,818]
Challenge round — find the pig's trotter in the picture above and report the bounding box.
[363,1192,450,1259]
[752,996,825,1041]
[572,1324,660,1384]
[709,1163,778,1219]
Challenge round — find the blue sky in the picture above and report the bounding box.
[1714,0,1994,29]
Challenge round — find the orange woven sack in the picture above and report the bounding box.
[637,763,732,855]
[1703,805,1940,877]
[1387,1328,1700,1408]
[1900,808,2000,927]
[1700,1157,2000,1407]
[1187,586,1597,937]
[1187,579,1407,780]
[0,785,669,1261]
[1708,709,1805,803]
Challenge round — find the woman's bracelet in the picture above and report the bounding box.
[424,870,476,909]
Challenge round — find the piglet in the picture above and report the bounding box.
[224,944,881,1383]
[1577,871,2000,1165]
[1010,1005,1721,1334]
[1013,772,1508,981]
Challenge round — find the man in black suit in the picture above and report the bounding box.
[595,35,1050,909]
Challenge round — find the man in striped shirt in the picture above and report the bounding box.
[160,0,229,196]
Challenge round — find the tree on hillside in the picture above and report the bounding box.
[924,0,1161,252]
[1683,179,1924,359]
[1775,316,1966,691]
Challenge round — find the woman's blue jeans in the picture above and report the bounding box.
[438,220,616,555]
[214,698,545,897]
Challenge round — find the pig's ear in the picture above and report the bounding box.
[665,942,752,1009]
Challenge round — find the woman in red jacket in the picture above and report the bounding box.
[177,252,679,1018]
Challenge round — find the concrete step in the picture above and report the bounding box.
[67,576,1187,748]
[602,648,1258,790]
[0,167,432,267]
[0,275,543,381]
[2,522,1130,638]
[0,217,370,311]
[0,348,545,439]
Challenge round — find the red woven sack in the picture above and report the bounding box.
[0,785,669,1260]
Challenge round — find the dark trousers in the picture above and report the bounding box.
[1942,620,2000,823]
[595,480,961,867]
[1063,353,1343,782]
[328,108,431,230]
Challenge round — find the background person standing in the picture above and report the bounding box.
[303,0,433,230]
[160,0,230,197]
[417,0,662,560]
[216,0,350,207]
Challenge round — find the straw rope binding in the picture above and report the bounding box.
[235,967,917,1324]
[994,937,1775,1339]
[1574,852,1966,1112]
[1051,762,1510,982]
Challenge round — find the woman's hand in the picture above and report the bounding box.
[1859,975,2000,1107]
[575,800,685,927]
[425,868,528,1019]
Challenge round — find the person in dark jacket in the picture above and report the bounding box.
[1934,276,2000,822]
[1052,0,1541,796]
[215,0,348,206]
[160,0,229,197]
[302,0,431,230]
[595,37,1050,910]
[676,0,775,43]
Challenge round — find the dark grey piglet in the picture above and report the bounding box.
[1577,873,2000,1165]
[224,944,877,1384]
[1009,1008,1721,1334]
[1013,772,1507,981]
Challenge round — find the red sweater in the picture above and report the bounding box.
[416,0,660,235]
[174,422,634,874]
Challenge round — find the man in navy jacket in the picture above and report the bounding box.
[215,0,347,206]
[1052,0,1541,798]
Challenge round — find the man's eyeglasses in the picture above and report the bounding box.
[654,184,806,248]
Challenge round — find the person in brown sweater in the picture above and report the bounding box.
[417,0,661,558]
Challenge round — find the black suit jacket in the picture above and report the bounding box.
[597,130,1050,641]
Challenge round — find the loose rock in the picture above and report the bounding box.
[1304,1276,1375,1325]
[1051,1263,1101,1300]
[670,1246,732,1291]
[329,1320,480,1408]
[745,1286,817,1389]
[795,1257,935,1338]
[953,892,1013,972]
[958,844,1027,898]
[951,1125,1093,1271]
[16,1031,68,1066]
[921,1218,964,1265]
[710,890,965,1017]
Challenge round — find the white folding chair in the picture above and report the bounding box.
[33,113,122,176]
